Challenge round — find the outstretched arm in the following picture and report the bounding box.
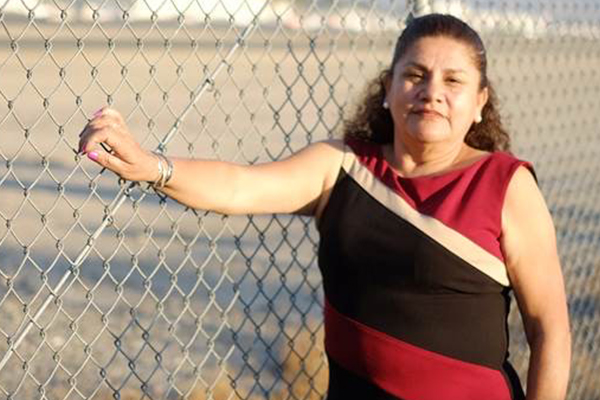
[501,167,571,400]
[78,108,344,215]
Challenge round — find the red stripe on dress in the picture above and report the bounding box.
[324,299,512,400]
[345,138,533,262]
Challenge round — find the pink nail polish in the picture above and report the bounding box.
[88,151,99,161]
[92,108,103,118]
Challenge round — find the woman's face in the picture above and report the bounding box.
[385,36,488,147]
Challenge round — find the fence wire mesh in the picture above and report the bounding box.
[0,0,598,399]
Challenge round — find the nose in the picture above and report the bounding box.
[417,76,443,103]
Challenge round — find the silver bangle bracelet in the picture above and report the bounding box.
[151,151,173,189]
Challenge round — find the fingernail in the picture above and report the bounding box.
[92,108,103,118]
[88,151,99,161]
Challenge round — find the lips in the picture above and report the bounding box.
[411,108,445,119]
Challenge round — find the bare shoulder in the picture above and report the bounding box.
[503,165,544,214]
[291,138,346,184]
[308,137,346,191]
[316,138,346,183]
[295,139,346,220]
[502,165,556,270]
[300,138,345,158]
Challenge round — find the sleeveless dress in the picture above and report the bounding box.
[317,139,532,400]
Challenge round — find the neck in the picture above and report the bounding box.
[389,137,471,177]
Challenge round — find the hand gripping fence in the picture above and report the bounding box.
[0,0,269,374]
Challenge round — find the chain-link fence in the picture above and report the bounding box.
[0,0,598,399]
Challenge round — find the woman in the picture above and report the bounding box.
[79,14,570,400]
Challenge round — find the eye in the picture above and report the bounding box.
[403,71,424,82]
[446,76,463,85]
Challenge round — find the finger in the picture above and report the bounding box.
[79,108,108,138]
[90,106,123,122]
[99,142,114,154]
[87,149,128,176]
[92,108,125,128]
[78,116,125,154]
[91,107,105,119]
[101,107,126,121]
[78,124,110,154]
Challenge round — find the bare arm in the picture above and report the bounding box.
[78,108,344,215]
[501,167,571,400]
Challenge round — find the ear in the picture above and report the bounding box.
[476,86,489,120]
[383,71,393,100]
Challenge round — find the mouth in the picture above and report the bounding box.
[411,109,445,119]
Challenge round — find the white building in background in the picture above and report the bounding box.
[325,8,402,33]
[3,0,591,39]
[126,0,278,26]
[126,0,403,33]
[421,0,549,39]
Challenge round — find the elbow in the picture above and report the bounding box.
[526,317,571,358]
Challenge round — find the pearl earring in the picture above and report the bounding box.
[475,115,482,123]
[383,100,389,109]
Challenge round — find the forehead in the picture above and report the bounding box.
[396,36,478,72]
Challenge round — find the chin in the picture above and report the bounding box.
[407,130,451,144]
[405,122,450,141]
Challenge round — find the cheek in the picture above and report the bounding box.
[449,94,478,122]
[389,87,416,116]
[389,79,413,99]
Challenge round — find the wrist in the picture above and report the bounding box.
[145,152,161,183]
[149,151,174,189]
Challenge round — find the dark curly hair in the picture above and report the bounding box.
[342,13,511,152]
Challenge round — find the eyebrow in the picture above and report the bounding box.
[403,62,467,75]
